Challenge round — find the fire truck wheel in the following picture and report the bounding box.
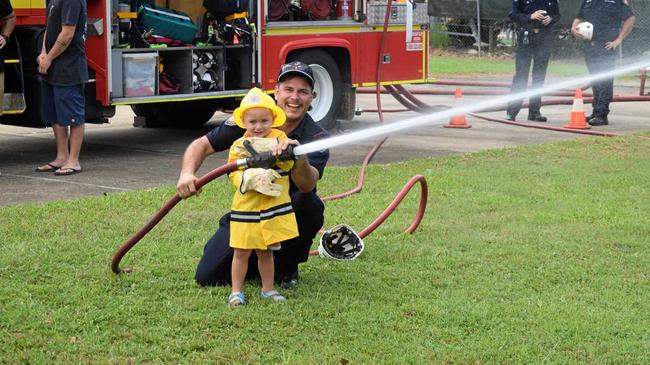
[288,50,342,131]
[131,105,161,127]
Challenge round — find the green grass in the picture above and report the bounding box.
[429,54,588,77]
[2,134,650,364]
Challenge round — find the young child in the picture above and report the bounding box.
[226,87,299,306]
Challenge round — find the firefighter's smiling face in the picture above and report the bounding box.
[274,75,315,124]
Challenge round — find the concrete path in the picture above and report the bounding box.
[1,80,648,206]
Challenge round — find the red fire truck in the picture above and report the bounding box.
[2,0,429,131]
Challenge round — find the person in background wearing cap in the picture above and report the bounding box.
[571,0,635,126]
[506,0,560,122]
[225,87,299,306]
[176,61,329,290]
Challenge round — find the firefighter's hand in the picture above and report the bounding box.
[241,168,282,197]
[177,172,201,199]
[530,10,547,22]
[232,137,278,157]
[571,26,585,40]
[541,15,552,26]
[272,138,299,158]
[605,38,622,50]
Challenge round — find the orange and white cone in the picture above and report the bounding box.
[564,88,591,129]
[444,88,471,129]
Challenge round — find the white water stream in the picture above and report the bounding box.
[293,59,650,156]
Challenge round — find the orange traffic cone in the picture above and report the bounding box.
[564,88,591,129]
[444,88,471,129]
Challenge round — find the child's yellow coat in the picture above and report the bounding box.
[227,129,298,249]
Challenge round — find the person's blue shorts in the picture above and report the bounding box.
[42,83,85,126]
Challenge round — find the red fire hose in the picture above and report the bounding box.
[321,0,429,232]
[111,162,238,274]
[358,87,591,98]
[369,84,643,137]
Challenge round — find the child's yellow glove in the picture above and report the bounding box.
[240,168,282,197]
[232,137,278,157]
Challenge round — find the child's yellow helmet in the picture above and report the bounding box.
[233,88,286,128]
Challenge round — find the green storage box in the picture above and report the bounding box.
[138,4,198,44]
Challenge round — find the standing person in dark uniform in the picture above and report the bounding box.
[176,61,330,289]
[35,0,88,175]
[506,0,560,122]
[571,0,635,126]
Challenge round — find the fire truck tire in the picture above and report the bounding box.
[288,50,342,131]
[130,104,163,127]
[337,87,356,121]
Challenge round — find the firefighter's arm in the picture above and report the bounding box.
[38,25,76,74]
[606,15,636,50]
[0,11,16,49]
[177,136,216,199]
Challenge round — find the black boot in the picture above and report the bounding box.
[527,112,547,122]
[588,115,608,126]
[505,112,517,121]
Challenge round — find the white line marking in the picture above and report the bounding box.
[1,173,131,191]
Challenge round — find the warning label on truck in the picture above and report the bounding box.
[406,31,423,51]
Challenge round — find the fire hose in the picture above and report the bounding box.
[112,1,433,273]
[362,84,650,137]
[112,148,294,274]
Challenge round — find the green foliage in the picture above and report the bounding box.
[429,22,449,49]
[2,134,650,363]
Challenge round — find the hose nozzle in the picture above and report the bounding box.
[236,142,296,169]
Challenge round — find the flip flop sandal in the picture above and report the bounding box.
[54,168,82,176]
[35,163,62,172]
[228,292,246,306]
[260,290,286,302]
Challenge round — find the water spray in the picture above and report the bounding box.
[112,59,650,274]
[294,59,650,156]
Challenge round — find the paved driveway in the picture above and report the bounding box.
[1,81,648,206]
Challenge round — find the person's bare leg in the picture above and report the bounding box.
[257,249,275,292]
[37,124,70,170]
[231,248,251,294]
[61,124,84,171]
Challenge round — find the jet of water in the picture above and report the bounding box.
[294,59,650,156]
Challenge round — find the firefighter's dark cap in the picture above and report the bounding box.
[278,61,314,88]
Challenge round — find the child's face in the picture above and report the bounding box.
[242,107,274,137]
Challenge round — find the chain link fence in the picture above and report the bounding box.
[428,0,650,61]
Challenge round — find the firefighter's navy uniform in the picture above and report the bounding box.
[577,0,634,125]
[507,0,560,121]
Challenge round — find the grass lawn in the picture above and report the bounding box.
[1,134,649,363]
[429,53,588,77]
[427,53,650,80]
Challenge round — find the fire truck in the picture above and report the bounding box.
[2,0,429,131]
